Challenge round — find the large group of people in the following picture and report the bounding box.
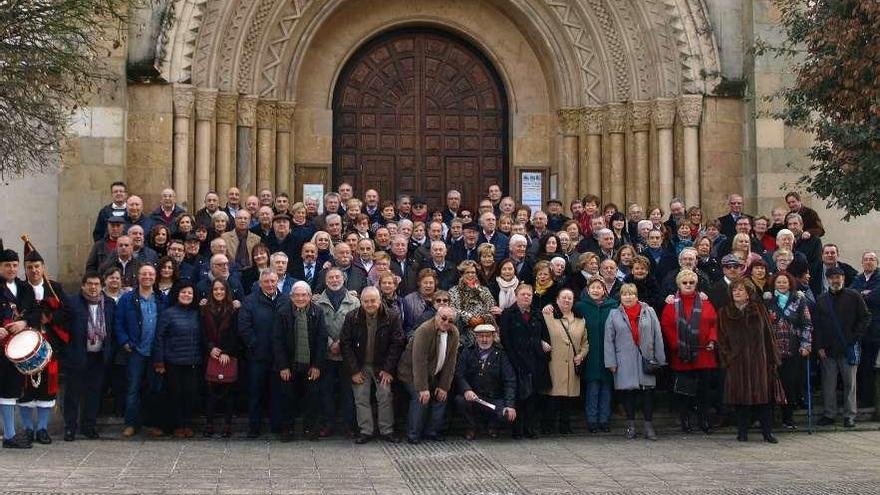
[0,181,876,449]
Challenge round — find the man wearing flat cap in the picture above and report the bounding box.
[0,244,40,448]
[707,254,747,310]
[454,323,517,440]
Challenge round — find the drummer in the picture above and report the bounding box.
[17,249,69,445]
[0,244,40,449]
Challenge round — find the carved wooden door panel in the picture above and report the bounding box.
[333,28,508,210]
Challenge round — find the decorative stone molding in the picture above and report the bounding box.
[276,101,296,132]
[652,98,676,129]
[256,100,277,129]
[677,94,703,127]
[629,101,652,132]
[557,108,581,136]
[194,88,218,121]
[580,106,605,135]
[605,103,627,134]
[237,95,258,127]
[172,84,195,117]
[215,93,239,124]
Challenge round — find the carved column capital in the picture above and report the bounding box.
[652,98,677,129]
[172,84,195,117]
[629,101,652,132]
[580,106,605,135]
[194,88,218,121]
[677,94,703,127]
[556,108,581,136]
[215,93,238,125]
[605,103,627,134]
[276,101,296,132]
[256,100,277,129]
[237,95,258,127]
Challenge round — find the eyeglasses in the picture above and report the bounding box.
[680,281,696,286]
[434,298,450,303]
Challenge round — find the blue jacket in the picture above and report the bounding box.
[153,305,202,365]
[114,289,167,351]
[238,290,284,362]
[65,293,116,369]
[478,231,509,261]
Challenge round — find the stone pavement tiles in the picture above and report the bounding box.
[0,430,879,494]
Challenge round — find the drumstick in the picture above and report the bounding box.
[20,234,61,303]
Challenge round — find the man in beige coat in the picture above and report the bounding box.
[221,210,261,269]
[397,305,460,444]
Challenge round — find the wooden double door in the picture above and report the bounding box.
[333,28,508,210]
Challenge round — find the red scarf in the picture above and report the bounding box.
[624,304,641,346]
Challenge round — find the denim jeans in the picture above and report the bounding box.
[319,360,354,430]
[402,382,447,440]
[584,380,611,424]
[247,360,283,431]
[124,352,163,428]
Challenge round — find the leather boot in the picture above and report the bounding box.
[643,421,657,441]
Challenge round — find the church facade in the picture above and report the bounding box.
[1,0,876,283]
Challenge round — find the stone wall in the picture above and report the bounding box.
[0,173,60,278]
[127,84,174,209]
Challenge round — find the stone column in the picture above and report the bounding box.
[236,95,258,195]
[605,103,627,207]
[557,108,580,207]
[215,93,238,195]
[629,101,652,208]
[653,98,676,212]
[580,106,604,197]
[275,101,296,195]
[194,88,217,208]
[678,94,703,207]
[172,85,195,209]
[256,100,277,192]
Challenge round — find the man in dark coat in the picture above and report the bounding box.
[785,191,825,238]
[851,251,880,414]
[92,181,128,242]
[707,255,745,311]
[499,284,550,439]
[809,244,857,296]
[787,213,822,266]
[339,287,405,444]
[421,241,458,291]
[0,246,41,448]
[715,194,752,239]
[272,282,327,442]
[389,235,419,296]
[238,270,285,437]
[63,272,116,441]
[813,267,871,428]
[313,243,367,295]
[85,216,126,274]
[454,323,517,440]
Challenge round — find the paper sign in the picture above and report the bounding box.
[521,171,543,217]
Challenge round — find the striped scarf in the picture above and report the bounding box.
[675,293,702,363]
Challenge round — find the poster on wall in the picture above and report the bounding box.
[520,171,544,218]
[303,184,325,214]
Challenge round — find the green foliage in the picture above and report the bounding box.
[0,0,128,179]
[765,0,880,219]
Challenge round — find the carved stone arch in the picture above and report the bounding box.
[632,0,681,97]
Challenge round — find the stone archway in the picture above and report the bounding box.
[331,28,509,209]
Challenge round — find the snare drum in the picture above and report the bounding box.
[4,329,53,376]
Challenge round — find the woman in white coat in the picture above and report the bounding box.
[604,283,666,440]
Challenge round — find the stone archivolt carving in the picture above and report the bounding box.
[195,89,218,120]
[557,108,582,136]
[256,100,277,129]
[544,0,605,104]
[677,94,703,127]
[237,95,258,127]
[652,98,676,129]
[629,101,652,132]
[580,106,605,135]
[235,0,280,94]
[259,0,310,97]
[582,0,631,101]
[215,93,239,124]
[275,101,296,132]
[172,84,195,116]
[605,103,627,134]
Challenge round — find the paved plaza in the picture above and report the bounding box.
[0,428,879,495]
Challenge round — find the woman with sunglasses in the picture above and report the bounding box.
[661,269,718,434]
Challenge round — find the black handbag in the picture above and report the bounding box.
[636,315,663,375]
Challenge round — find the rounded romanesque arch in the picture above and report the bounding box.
[331,28,509,209]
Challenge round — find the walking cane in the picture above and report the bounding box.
[806,357,813,434]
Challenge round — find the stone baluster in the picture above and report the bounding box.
[557,108,581,207]
[215,93,238,195]
[256,100,277,192]
[275,101,296,195]
[678,94,703,207]
[236,95,258,195]
[653,98,676,212]
[194,88,218,208]
[172,85,195,209]
[629,101,652,208]
[580,106,604,198]
[605,103,627,207]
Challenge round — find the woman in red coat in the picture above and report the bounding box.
[661,269,718,434]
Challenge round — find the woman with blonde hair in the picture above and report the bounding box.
[476,243,498,285]
[449,260,499,348]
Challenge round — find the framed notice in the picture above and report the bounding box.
[303,184,325,213]
[519,169,547,217]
